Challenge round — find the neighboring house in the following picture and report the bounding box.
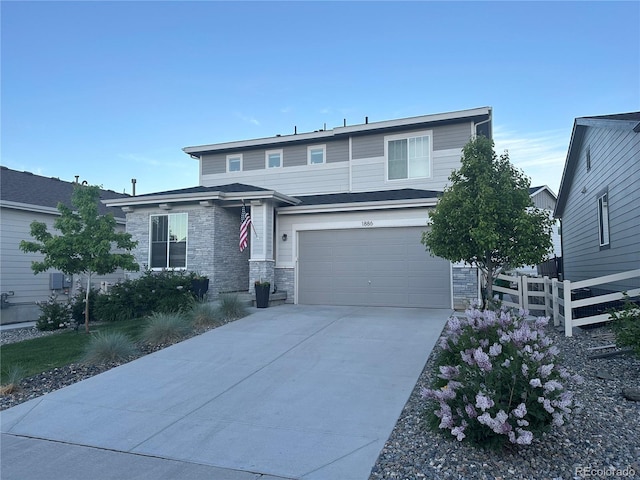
[105,107,494,309]
[0,167,130,324]
[515,186,562,277]
[554,112,640,293]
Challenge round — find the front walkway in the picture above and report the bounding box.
[1,305,450,480]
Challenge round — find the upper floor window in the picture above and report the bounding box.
[266,149,282,169]
[597,192,609,247]
[150,213,187,269]
[386,133,431,180]
[308,145,326,165]
[227,154,242,172]
[586,146,591,172]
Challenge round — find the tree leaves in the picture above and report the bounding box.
[422,136,554,300]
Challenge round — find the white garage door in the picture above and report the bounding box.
[297,227,451,308]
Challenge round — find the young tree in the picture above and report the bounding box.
[20,184,139,332]
[422,136,553,304]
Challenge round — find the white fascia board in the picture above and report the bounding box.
[103,191,225,207]
[103,190,300,208]
[1,200,126,224]
[183,130,335,154]
[0,200,61,215]
[334,107,491,135]
[277,198,438,215]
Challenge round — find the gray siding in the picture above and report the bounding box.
[433,123,474,150]
[201,154,226,175]
[352,122,473,160]
[0,208,127,324]
[531,189,557,211]
[352,134,384,159]
[561,126,640,292]
[243,150,265,171]
[327,139,349,163]
[283,144,307,167]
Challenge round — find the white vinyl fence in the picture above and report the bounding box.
[493,269,640,337]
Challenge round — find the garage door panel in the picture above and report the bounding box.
[298,227,451,308]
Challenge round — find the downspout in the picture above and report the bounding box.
[474,109,493,138]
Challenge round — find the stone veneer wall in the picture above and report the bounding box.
[274,267,294,303]
[249,260,274,291]
[452,265,479,310]
[125,204,249,298]
[213,205,249,294]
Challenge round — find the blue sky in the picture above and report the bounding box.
[2,1,639,195]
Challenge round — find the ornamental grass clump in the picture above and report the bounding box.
[422,304,583,450]
[141,311,191,346]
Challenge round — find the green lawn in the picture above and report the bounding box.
[1,318,147,384]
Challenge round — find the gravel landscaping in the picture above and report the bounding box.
[2,317,639,480]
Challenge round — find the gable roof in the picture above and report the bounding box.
[554,111,640,218]
[0,166,128,219]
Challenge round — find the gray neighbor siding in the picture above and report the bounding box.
[561,125,640,292]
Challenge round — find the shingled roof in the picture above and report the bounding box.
[294,189,441,206]
[0,166,129,218]
[128,183,270,199]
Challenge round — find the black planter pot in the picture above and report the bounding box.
[255,284,270,308]
[191,278,209,299]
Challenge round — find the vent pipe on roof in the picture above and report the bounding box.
[344,118,346,127]
[294,125,297,135]
[74,175,79,184]
[131,179,137,196]
[365,116,369,124]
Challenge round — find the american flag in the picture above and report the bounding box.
[239,205,251,252]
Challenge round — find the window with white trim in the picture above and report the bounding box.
[150,213,188,269]
[307,145,326,165]
[266,149,282,168]
[597,192,610,247]
[386,133,431,180]
[227,154,242,172]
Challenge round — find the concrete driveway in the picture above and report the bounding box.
[1,305,449,480]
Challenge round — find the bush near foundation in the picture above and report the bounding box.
[94,271,194,322]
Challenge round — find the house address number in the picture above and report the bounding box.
[361,221,374,227]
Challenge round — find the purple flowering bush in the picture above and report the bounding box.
[422,304,582,450]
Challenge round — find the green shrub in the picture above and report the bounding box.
[141,312,191,346]
[422,304,582,450]
[83,331,138,364]
[94,271,194,322]
[36,293,72,331]
[189,302,220,327]
[609,294,640,356]
[218,293,248,321]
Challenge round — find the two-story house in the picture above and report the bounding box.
[105,107,493,309]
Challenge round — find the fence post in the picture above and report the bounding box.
[521,276,529,312]
[563,279,573,337]
[552,279,560,326]
[543,276,551,319]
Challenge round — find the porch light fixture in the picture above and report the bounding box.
[282,233,288,241]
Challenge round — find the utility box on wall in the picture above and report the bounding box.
[49,272,72,290]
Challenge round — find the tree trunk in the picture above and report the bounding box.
[84,271,91,333]
[484,253,494,308]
